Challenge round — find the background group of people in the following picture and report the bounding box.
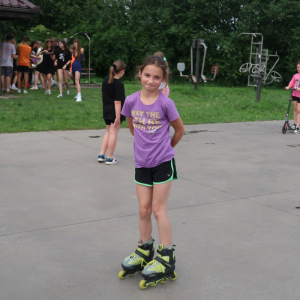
[1,33,84,102]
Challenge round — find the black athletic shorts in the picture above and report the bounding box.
[135,158,178,187]
[17,65,29,73]
[292,96,300,103]
[104,119,123,125]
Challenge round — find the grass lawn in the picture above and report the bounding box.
[0,82,291,133]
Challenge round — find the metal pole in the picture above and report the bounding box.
[255,42,262,101]
[84,32,91,85]
[256,73,262,102]
[195,46,200,91]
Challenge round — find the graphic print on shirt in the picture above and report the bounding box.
[295,79,300,89]
[59,53,65,62]
[131,110,163,134]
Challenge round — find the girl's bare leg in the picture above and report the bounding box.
[39,73,44,87]
[34,71,39,87]
[13,71,17,86]
[294,101,298,125]
[47,74,52,91]
[152,181,173,246]
[107,123,120,158]
[136,184,153,243]
[43,74,48,90]
[17,72,22,90]
[99,125,110,155]
[296,102,300,127]
[58,69,63,95]
[23,73,28,91]
[64,70,70,91]
[75,71,81,93]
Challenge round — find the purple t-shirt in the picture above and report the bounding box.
[121,91,180,168]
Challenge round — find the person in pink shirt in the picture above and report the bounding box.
[285,62,300,134]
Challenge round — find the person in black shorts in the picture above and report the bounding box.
[52,37,59,87]
[40,39,56,95]
[55,39,71,97]
[9,38,18,91]
[98,60,126,165]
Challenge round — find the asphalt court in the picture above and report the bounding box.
[0,120,299,300]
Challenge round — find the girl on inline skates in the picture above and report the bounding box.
[119,55,185,289]
[285,62,300,134]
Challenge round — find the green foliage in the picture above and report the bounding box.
[0,84,291,133]
[1,0,300,86]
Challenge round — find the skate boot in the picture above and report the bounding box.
[139,244,177,289]
[118,239,155,279]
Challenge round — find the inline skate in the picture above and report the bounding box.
[139,244,177,289]
[118,239,155,279]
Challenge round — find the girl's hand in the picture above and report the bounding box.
[62,65,66,70]
[114,117,121,127]
[285,86,290,90]
[54,61,57,67]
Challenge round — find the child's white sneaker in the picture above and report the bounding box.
[23,90,28,94]
[76,96,82,102]
[57,94,63,98]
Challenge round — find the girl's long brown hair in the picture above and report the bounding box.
[59,39,69,55]
[45,39,54,53]
[109,60,126,84]
[73,38,82,60]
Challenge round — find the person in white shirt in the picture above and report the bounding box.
[1,33,18,93]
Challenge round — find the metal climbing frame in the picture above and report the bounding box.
[177,39,219,90]
[66,31,91,84]
[239,33,281,86]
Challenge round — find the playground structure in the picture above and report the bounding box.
[66,30,91,84]
[177,39,219,90]
[239,33,282,102]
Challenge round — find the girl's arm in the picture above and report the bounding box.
[63,60,71,70]
[81,48,84,54]
[126,117,134,136]
[170,117,185,148]
[114,101,122,126]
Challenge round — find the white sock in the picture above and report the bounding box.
[11,84,16,88]
[78,93,81,97]
[6,89,9,92]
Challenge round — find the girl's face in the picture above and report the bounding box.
[70,48,74,53]
[74,42,77,49]
[59,42,64,49]
[297,64,300,73]
[139,65,164,93]
[47,42,52,48]
[33,43,37,49]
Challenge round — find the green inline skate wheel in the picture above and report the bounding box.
[170,271,177,281]
[118,270,126,279]
[139,279,147,290]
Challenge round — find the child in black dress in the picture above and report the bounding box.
[55,39,71,97]
[40,39,55,95]
[98,60,126,165]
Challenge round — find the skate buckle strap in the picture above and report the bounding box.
[135,249,148,261]
[155,256,172,269]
